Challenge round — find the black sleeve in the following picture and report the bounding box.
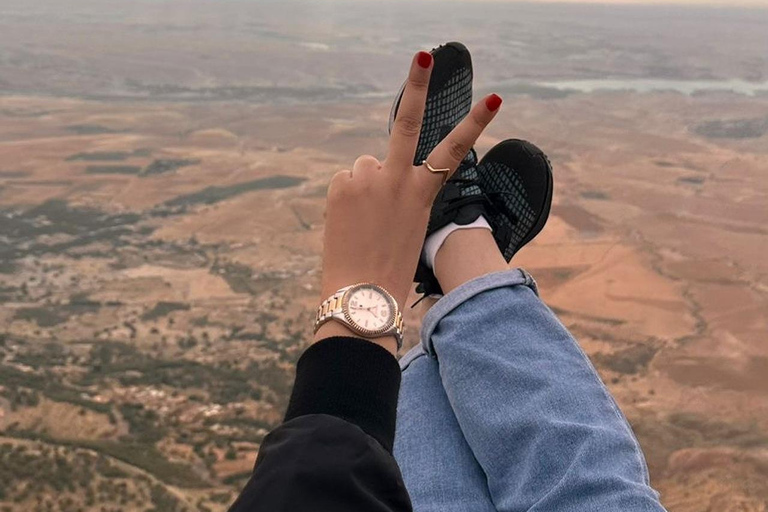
[228,337,413,512]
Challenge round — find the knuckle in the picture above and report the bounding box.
[470,110,486,131]
[330,170,348,184]
[396,114,422,138]
[354,154,378,168]
[448,139,470,163]
[327,172,350,199]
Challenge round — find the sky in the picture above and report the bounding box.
[431,0,768,6]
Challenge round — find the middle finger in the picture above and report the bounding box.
[386,51,434,171]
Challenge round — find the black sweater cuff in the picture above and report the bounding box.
[284,337,402,453]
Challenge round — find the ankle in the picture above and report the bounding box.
[422,217,492,270]
[434,228,508,294]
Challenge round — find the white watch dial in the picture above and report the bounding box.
[346,285,394,332]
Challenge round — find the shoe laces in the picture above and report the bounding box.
[414,165,522,305]
[440,176,490,216]
[440,177,520,227]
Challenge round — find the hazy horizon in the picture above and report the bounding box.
[2,0,767,103]
[340,0,768,7]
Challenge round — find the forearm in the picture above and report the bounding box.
[229,337,412,512]
[285,336,401,451]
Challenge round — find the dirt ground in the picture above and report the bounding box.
[1,89,767,510]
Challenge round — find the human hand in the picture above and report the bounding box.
[314,51,502,353]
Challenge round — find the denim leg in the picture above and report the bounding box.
[394,345,497,512]
[421,269,667,512]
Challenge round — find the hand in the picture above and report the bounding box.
[314,51,501,353]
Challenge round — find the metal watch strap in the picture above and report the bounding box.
[314,285,405,350]
[315,286,351,326]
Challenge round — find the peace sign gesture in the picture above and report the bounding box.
[314,51,501,353]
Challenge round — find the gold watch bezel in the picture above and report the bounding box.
[341,283,398,338]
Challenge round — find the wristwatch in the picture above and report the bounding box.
[314,283,404,350]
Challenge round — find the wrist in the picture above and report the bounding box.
[313,322,398,356]
[314,282,402,355]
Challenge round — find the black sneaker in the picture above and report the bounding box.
[415,139,554,298]
[389,42,473,165]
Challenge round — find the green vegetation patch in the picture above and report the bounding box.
[580,190,610,200]
[211,261,285,296]
[67,151,133,162]
[85,165,143,175]
[7,430,208,489]
[631,411,768,476]
[65,124,125,135]
[668,412,768,449]
[0,362,110,414]
[13,306,69,327]
[83,342,269,405]
[141,158,201,176]
[221,470,252,487]
[0,260,17,274]
[120,403,167,443]
[141,301,191,321]
[677,175,705,185]
[12,341,68,367]
[212,261,254,294]
[165,175,306,207]
[0,442,130,503]
[13,298,101,327]
[46,387,112,414]
[694,116,768,139]
[0,199,144,265]
[22,199,142,235]
[66,148,152,161]
[92,441,209,488]
[0,363,47,389]
[149,483,186,511]
[593,344,657,374]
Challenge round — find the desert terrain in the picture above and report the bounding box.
[1,1,767,511]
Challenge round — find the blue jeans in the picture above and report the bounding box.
[394,269,667,512]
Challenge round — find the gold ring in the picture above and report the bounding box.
[421,160,451,185]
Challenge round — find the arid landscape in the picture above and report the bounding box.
[1,1,767,511]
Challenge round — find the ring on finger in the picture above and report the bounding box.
[420,160,451,185]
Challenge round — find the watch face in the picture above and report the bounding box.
[343,284,396,335]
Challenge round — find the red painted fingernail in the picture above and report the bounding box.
[486,94,503,111]
[417,51,432,68]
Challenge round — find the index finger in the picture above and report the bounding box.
[424,94,502,184]
[386,51,433,169]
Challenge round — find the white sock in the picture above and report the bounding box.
[421,216,492,270]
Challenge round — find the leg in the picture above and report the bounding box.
[425,229,667,511]
[394,345,496,512]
